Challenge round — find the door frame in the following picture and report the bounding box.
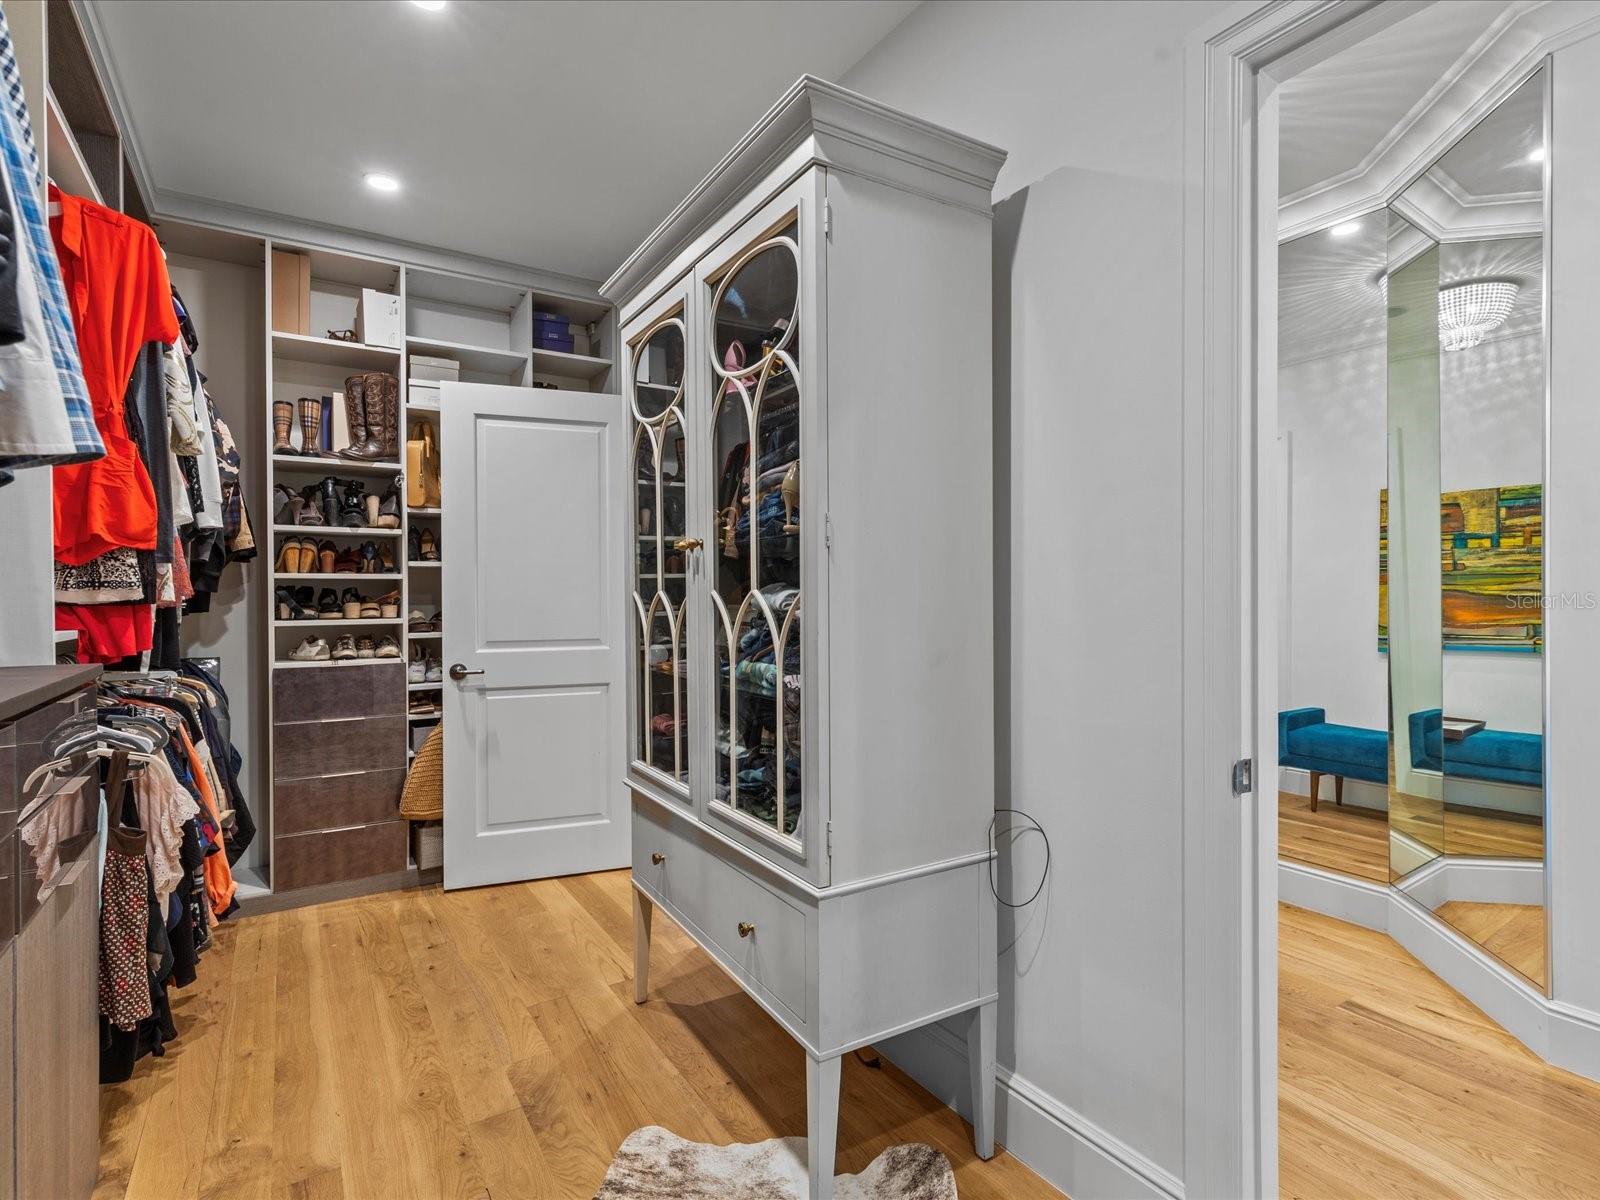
[1181,3,1390,1196]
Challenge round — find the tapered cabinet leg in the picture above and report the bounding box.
[632,885,653,1005]
[1309,770,1321,813]
[967,1000,997,1159]
[806,1052,841,1200]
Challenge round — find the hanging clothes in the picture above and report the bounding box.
[0,4,99,486]
[49,187,179,565]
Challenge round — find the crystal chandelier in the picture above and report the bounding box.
[1437,280,1519,351]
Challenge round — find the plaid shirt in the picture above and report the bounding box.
[0,3,99,483]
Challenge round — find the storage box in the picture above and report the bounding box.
[270,250,311,334]
[410,820,443,871]
[357,288,403,348]
[409,354,460,382]
[408,379,441,408]
[532,311,575,354]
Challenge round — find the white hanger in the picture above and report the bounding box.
[45,175,61,217]
[21,746,158,796]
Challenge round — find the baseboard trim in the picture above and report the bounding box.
[1395,854,1544,908]
[878,1020,1184,1200]
[1277,858,1600,1082]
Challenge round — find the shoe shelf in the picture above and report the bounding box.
[408,630,441,639]
[272,454,402,476]
[531,345,613,381]
[271,524,404,538]
[272,618,404,629]
[407,507,442,517]
[407,681,443,691]
[272,330,403,369]
[272,572,403,582]
[408,711,442,723]
[408,560,444,568]
[274,657,404,671]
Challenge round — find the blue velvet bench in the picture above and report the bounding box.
[1408,708,1542,788]
[1278,707,1387,811]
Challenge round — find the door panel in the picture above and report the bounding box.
[443,383,626,889]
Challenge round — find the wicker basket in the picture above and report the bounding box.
[400,723,443,821]
[410,820,443,871]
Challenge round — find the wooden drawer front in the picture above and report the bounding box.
[273,821,406,892]
[272,716,405,781]
[274,769,404,836]
[274,663,404,722]
[633,802,807,1022]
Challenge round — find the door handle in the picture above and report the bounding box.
[449,663,485,681]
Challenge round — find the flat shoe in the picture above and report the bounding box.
[288,636,330,661]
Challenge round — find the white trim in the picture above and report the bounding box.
[1277,860,1600,1080]
[1276,1,1600,241]
[1394,854,1544,908]
[879,1020,1185,1200]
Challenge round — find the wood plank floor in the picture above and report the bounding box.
[1279,903,1600,1200]
[97,873,1600,1200]
[1434,900,1547,990]
[94,869,1057,1200]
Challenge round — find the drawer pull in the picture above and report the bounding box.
[738,921,756,938]
[650,852,665,865]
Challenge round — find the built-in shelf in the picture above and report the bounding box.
[408,400,440,412]
[272,572,402,582]
[271,525,403,538]
[408,681,443,691]
[408,631,441,639]
[273,618,403,629]
[45,90,102,206]
[275,657,405,671]
[272,454,401,476]
[272,330,403,368]
[408,560,444,568]
[531,346,613,380]
[406,335,527,375]
[408,507,442,517]
[408,711,442,723]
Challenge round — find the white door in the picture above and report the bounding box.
[441,382,628,889]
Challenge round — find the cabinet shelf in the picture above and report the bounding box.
[272,618,403,629]
[272,572,402,582]
[406,335,526,375]
[531,346,613,380]
[271,455,401,476]
[408,507,442,517]
[272,330,402,368]
[271,525,402,538]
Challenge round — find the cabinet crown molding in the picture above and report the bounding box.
[601,74,1006,308]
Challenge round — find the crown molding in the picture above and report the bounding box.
[1278,0,1600,242]
[1390,170,1541,243]
[600,74,1006,306]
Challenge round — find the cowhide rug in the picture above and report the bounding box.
[594,1126,958,1199]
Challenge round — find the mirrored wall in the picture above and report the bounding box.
[1279,68,1548,992]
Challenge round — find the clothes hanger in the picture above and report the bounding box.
[45,177,61,217]
[21,744,159,796]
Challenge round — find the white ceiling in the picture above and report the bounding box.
[1278,1,1514,201]
[89,0,919,283]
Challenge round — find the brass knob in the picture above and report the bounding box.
[738,921,755,938]
[673,537,704,552]
[650,852,665,865]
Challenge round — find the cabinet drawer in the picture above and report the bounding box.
[634,801,808,1022]
[273,820,406,892]
[272,716,405,781]
[274,662,404,721]
[274,768,404,835]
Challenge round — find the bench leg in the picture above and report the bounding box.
[1335,775,1344,807]
[1308,771,1320,813]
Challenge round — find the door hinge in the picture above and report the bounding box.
[824,512,833,550]
[823,200,832,239]
[1232,758,1253,797]
[826,820,834,858]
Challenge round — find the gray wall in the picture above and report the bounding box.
[842,1,1233,1192]
[167,253,267,877]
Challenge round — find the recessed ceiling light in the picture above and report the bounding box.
[1528,145,1546,163]
[1330,220,1363,238]
[364,172,401,193]
[411,0,447,10]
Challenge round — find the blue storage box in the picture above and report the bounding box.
[533,312,574,353]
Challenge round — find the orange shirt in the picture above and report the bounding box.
[50,189,178,565]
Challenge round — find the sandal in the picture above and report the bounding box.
[296,485,326,526]
[317,588,342,620]
[376,481,401,529]
[273,484,299,525]
[275,586,310,621]
[360,599,382,619]
[379,542,396,572]
[341,587,363,619]
[376,589,401,619]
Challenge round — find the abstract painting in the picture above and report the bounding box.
[1379,483,1542,653]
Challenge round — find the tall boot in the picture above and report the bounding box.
[272,399,295,454]
[337,375,373,460]
[363,371,399,459]
[299,397,331,458]
[320,477,340,528]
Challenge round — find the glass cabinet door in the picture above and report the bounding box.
[628,310,690,789]
[705,214,805,844]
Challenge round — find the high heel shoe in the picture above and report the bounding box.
[296,539,320,573]
[340,480,367,528]
[379,542,396,572]
[318,539,337,573]
[275,586,309,620]
[375,480,401,529]
[418,527,440,561]
[376,589,401,619]
[274,540,299,574]
[408,526,422,564]
[360,541,379,574]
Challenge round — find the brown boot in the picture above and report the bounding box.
[337,375,372,460]
[363,371,399,459]
[272,399,295,454]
